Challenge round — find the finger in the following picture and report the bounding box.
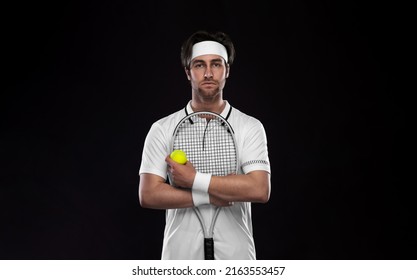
[165,155,174,164]
[166,156,179,168]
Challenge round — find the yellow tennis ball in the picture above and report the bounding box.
[170,149,188,164]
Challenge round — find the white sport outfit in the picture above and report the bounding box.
[139,100,271,259]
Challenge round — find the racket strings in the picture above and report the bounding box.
[173,115,237,176]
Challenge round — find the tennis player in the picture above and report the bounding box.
[138,30,271,260]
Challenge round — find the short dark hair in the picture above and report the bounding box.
[180,30,235,69]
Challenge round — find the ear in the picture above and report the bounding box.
[226,64,230,78]
[184,67,191,80]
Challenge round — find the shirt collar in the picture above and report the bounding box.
[185,100,232,120]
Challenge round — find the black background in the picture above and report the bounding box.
[1,0,412,260]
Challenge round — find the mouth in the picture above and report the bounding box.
[201,81,217,86]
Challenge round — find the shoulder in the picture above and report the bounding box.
[229,106,265,131]
[143,108,187,144]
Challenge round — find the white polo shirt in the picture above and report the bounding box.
[139,100,270,260]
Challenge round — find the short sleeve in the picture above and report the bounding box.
[139,122,170,179]
[240,120,271,174]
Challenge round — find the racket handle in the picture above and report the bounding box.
[204,238,214,260]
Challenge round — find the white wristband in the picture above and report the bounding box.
[191,172,211,207]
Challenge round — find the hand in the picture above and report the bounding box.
[165,155,196,188]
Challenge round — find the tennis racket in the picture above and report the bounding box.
[170,111,238,260]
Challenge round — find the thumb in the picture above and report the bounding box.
[184,160,194,168]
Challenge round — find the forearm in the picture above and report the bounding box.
[139,174,193,209]
[208,171,270,203]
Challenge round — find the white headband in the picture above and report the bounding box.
[191,41,228,63]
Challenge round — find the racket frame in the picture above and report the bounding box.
[170,111,239,260]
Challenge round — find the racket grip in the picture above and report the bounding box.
[204,238,214,260]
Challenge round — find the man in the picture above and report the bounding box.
[138,30,271,259]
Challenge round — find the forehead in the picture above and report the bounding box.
[191,54,225,64]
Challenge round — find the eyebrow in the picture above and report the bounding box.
[191,58,224,65]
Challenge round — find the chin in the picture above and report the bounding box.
[200,88,220,97]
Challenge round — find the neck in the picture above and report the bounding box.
[191,95,225,114]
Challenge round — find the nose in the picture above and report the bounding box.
[204,67,213,78]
